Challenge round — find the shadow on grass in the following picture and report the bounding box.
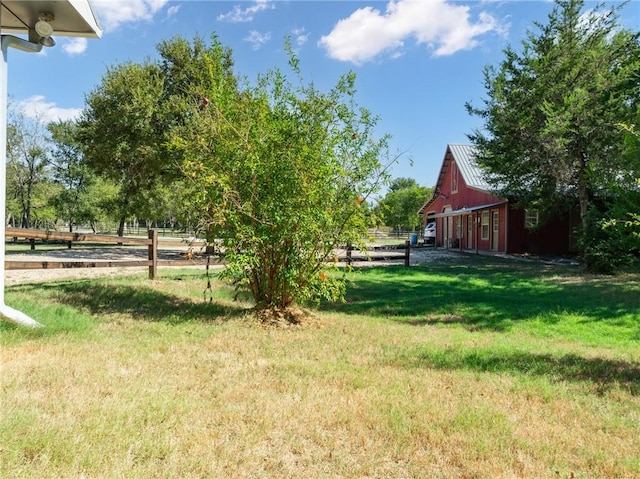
[320,263,640,333]
[393,345,640,395]
[11,279,250,325]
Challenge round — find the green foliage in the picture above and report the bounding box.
[582,120,640,273]
[47,120,102,230]
[466,0,640,269]
[70,34,393,313]
[165,36,391,312]
[6,104,52,228]
[375,177,432,230]
[388,177,419,192]
[77,61,171,235]
[582,182,640,274]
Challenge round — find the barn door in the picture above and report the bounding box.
[491,210,499,251]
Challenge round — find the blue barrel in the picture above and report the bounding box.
[410,234,418,245]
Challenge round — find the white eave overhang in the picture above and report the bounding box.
[431,201,508,218]
[1,0,102,38]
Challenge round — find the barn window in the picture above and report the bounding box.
[451,162,458,193]
[481,211,490,240]
[456,216,462,239]
[525,209,539,229]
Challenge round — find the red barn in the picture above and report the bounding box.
[419,144,578,255]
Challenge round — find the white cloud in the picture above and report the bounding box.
[292,27,310,47]
[92,0,169,32]
[578,8,617,38]
[15,96,82,124]
[319,0,502,64]
[244,30,271,50]
[167,5,181,18]
[62,37,88,56]
[218,0,274,23]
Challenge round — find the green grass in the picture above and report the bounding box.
[1,269,247,340]
[1,257,639,478]
[321,258,640,348]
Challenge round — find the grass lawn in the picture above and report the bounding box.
[1,255,639,478]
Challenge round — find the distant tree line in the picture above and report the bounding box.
[373,178,433,233]
[6,101,189,234]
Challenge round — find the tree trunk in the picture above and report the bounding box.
[24,179,33,229]
[577,152,589,232]
[117,217,126,237]
[576,150,594,269]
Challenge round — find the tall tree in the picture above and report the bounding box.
[48,120,98,233]
[77,62,167,236]
[166,37,392,319]
[6,105,51,228]
[466,0,640,267]
[375,178,433,231]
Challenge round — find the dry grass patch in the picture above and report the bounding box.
[1,265,639,478]
[2,312,639,478]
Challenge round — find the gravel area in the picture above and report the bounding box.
[4,246,465,286]
[5,265,153,286]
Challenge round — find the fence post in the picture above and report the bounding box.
[148,229,158,280]
[405,240,410,267]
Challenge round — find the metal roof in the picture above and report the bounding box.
[1,0,102,38]
[418,144,493,214]
[447,144,491,191]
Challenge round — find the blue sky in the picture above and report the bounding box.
[5,0,639,195]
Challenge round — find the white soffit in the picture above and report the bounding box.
[1,0,102,38]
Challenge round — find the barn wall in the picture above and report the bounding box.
[507,208,578,255]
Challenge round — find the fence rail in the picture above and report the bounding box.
[4,228,175,279]
[6,227,153,245]
[342,241,411,267]
[4,228,412,280]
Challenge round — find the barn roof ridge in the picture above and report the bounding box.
[418,143,493,214]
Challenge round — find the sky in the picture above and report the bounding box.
[4,0,639,196]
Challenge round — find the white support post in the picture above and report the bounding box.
[0,1,101,327]
[0,32,44,328]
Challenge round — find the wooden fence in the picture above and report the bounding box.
[344,241,411,267]
[4,228,215,280]
[4,229,412,280]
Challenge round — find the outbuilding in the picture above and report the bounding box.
[419,144,578,255]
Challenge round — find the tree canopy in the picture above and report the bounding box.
[163,37,392,318]
[77,61,169,236]
[375,178,432,231]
